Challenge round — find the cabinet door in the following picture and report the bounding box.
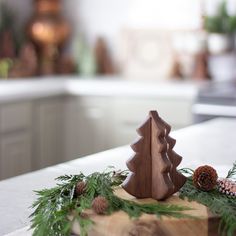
[34,98,65,169]
[0,132,31,180]
[75,97,110,157]
[0,102,32,133]
[63,97,82,161]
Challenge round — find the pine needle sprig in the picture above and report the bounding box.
[30,174,84,236]
[30,169,194,236]
[179,168,194,177]
[226,161,236,179]
[179,169,236,236]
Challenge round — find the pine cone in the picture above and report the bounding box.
[75,181,86,196]
[217,178,236,197]
[92,196,109,214]
[193,165,218,191]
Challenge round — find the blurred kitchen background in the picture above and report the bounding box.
[0,0,236,180]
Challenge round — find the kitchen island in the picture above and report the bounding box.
[0,118,235,236]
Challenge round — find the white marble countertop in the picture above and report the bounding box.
[0,76,206,102]
[0,118,235,235]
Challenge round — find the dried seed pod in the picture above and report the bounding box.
[193,165,218,191]
[92,196,109,214]
[75,181,86,196]
[217,178,236,197]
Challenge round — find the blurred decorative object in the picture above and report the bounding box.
[28,0,70,75]
[0,3,16,59]
[119,30,174,80]
[0,59,13,78]
[0,31,16,59]
[94,37,115,75]
[172,31,209,80]
[9,42,38,78]
[208,33,233,54]
[208,52,236,81]
[192,52,210,80]
[203,0,236,81]
[204,0,236,54]
[0,2,24,79]
[204,1,236,34]
[56,54,75,74]
[74,34,97,76]
[170,55,182,78]
[79,46,97,76]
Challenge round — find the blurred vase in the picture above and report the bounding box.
[207,34,233,55]
[28,0,70,75]
[208,52,236,81]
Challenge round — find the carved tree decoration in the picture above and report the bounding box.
[158,116,187,195]
[122,111,186,200]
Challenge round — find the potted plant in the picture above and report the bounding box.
[204,0,236,54]
[204,0,236,81]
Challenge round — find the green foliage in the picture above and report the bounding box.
[0,2,15,32]
[179,163,236,236]
[204,1,236,34]
[30,169,193,236]
[226,162,236,179]
[0,2,24,54]
[0,59,12,78]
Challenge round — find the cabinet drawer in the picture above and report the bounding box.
[0,132,32,180]
[0,102,32,133]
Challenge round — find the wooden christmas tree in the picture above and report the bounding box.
[158,116,187,195]
[122,111,186,200]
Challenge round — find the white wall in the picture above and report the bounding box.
[4,0,202,54]
[63,0,201,46]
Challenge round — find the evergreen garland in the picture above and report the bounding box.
[30,169,193,236]
[179,163,236,236]
[30,163,236,236]
[226,161,236,179]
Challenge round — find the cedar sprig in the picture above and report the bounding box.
[179,162,236,236]
[30,169,193,236]
[179,168,194,177]
[226,161,236,179]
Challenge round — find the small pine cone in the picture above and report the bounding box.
[92,196,109,215]
[75,181,86,196]
[193,165,218,191]
[217,178,236,197]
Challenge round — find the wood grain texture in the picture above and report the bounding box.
[150,111,174,200]
[71,188,220,236]
[122,110,186,200]
[122,117,152,198]
[157,115,187,195]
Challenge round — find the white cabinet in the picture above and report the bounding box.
[34,98,65,169]
[0,132,31,179]
[0,102,32,133]
[64,95,193,159]
[0,85,195,180]
[76,96,111,157]
[64,96,112,161]
[0,102,32,180]
[63,97,81,161]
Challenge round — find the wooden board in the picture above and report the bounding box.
[71,188,220,236]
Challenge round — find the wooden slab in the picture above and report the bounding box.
[71,188,220,236]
